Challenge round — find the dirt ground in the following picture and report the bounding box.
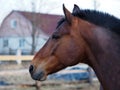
[0,61,100,90]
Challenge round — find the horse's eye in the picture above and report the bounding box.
[52,34,60,39]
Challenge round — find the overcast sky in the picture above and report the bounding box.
[0,0,120,25]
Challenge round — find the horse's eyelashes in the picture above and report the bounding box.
[52,34,60,39]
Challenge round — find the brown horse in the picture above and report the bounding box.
[29,4,120,90]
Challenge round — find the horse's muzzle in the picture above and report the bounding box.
[29,65,46,81]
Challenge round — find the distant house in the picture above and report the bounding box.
[0,10,62,55]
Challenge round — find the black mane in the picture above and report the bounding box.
[57,9,120,36]
[72,9,120,35]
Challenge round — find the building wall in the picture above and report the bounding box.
[0,37,46,55]
[0,11,32,37]
[0,11,48,55]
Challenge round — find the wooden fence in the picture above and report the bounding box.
[0,55,34,61]
[0,55,34,64]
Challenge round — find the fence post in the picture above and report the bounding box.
[16,49,22,64]
[35,81,41,90]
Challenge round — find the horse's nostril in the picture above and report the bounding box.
[29,65,34,73]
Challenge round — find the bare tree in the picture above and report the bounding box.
[27,0,60,55]
[30,2,38,55]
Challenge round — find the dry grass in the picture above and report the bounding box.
[0,81,100,90]
[0,61,100,90]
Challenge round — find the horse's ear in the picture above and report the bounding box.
[72,4,85,18]
[72,4,80,14]
[63,4,73,25]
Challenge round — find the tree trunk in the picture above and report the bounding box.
[31,22,36,55]
[35,81,41,90]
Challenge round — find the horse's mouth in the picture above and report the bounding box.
[31,71,47,81]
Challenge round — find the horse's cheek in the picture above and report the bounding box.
[69,49,81,65]
[63,43,80,65]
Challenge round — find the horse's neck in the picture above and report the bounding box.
[81,26,120,90]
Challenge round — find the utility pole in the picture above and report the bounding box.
[93,0,97,10]
[93,0,100,10]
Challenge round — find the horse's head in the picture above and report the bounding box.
[29,5,88,81]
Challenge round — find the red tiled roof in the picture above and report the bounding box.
[18,11,62,35]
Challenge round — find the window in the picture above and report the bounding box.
[19,39,25,47]
[10,19,17,29]
[3,39,8,47]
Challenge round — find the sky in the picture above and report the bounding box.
[0,0,120,25]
